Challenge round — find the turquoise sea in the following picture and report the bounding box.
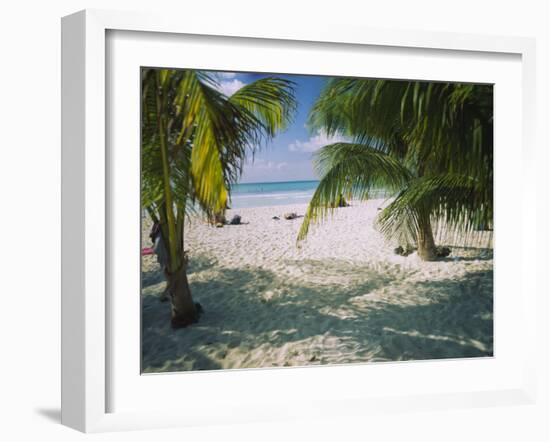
[230,180,390,209]
[230,180,319,209]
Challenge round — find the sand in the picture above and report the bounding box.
[141,199,493,373]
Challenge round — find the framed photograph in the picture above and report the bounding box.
[61,9,537,432]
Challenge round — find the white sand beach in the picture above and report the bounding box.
[141,199,493,373]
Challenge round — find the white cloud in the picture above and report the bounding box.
[217,72,237,79]
[288,130,347,153]
[217,78,246,96]
[250,159,288,170]
[240,158,315,183]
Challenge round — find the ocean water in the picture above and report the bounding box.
[229,180,390,209]
[229,180,319,209]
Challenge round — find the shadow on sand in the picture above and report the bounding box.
[142,258,493,372]
[439,246,493,263]
[141,254,218,289]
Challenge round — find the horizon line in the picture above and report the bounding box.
[234,179,319,185]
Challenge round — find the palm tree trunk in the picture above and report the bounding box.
[154,71,199,328]
[155,73,179,271]
[168,208,200,328]
[166,263,199,328]
[416,215,437,261]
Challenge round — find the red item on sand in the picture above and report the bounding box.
[141,247,154,256]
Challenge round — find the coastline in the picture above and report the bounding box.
[141,199,493,373]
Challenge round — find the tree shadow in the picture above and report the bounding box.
[142,259,493,372]
[187,254,218,274]
[439,246,493,262]
[141,269,164,289]
[141,253,218,289]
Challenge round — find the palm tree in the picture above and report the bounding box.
[142,69,296,327]
[298,78,493,260]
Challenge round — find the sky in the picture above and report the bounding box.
[208,70,347,184]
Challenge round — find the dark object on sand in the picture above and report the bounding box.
[393,246,404,255]
[394,245,416,257]
[272,216,280,220]
[229,214,242,225]
[209,212,227,226]
[394,245,451,258]
[329,194,349,208]
[435,246,452,258]
[284,212,298,220]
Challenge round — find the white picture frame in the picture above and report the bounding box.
[61,9,537,433]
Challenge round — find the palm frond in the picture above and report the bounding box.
[377,173,492,246]
[189,74,297,212]
[142,67,298,264]
[303,76,493,254]
[229,77,296,137]
[297,142,412,241]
